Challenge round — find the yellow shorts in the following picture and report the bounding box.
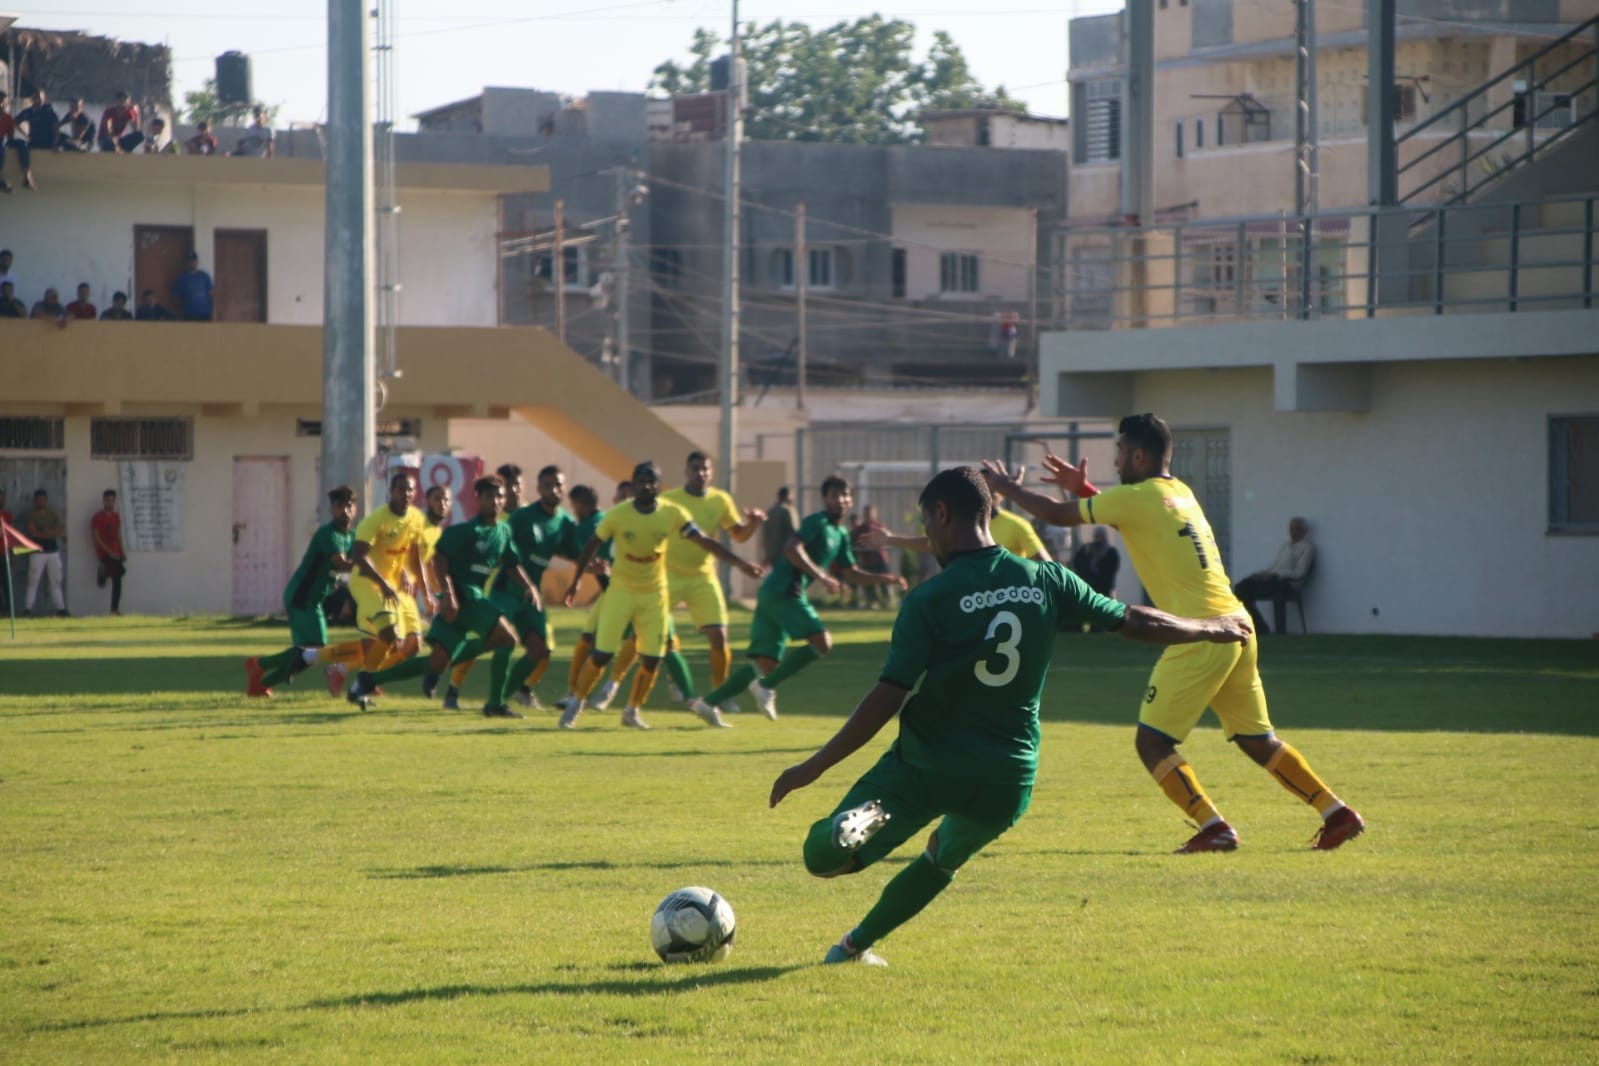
[584,589,607,634]
[1139,623,1273,742]
[350,576,422,641]
[669,571,728,629]
[595,586,670,658]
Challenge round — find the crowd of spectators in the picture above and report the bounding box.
[0,248,213,324]
[0,88,275,193]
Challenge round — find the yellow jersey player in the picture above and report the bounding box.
[859,475,1049,563]
[982,413,1364,853]
[349,472,433,681]
[661,450,766,711]
[561,461,763,730]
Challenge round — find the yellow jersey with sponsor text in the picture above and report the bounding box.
[1079,476,1243,619]
[594,499,697,595]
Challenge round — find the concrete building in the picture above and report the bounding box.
[1040,3,1599,638]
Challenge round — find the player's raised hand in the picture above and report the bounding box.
[979,459,1017,495]
[859,527,890,550]
[1207,615,1253,644]
[1040,452,1090,495]
[743,507,767,524]
[562,582,579,608]
[769,761,823,808]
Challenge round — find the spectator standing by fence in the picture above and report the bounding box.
[0,91,38,192]
[91,489,127,616]
[23,489,68,617]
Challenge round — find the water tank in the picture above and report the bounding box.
[216,52,253,105]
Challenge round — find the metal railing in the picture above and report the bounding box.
[1052,193,1597,329]
[1397,15,1598,205]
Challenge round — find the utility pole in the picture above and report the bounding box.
[718,0,742,493]
[321,0,375,504]
[795,200,806,411]
[1295,0,1320,319]
[614,166,633,395]
[553,198,566,344]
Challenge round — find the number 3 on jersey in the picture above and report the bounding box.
[975,610,1022,687]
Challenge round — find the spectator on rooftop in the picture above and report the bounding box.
[134,289,176,321]
[143,117,177,154]
[98,91,144,154]
[0,249,16,289]
[0,90,38,192]
[65,283,98,320]
[101,291,133,320]
[186,120,218,156]
[19,90,60,151]
[0,281,25,318]
[31,287,67,321]
[231,106,275,158]
[58,101,94,152]
[172,252,214,321]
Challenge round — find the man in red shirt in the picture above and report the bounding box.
[91,489,127,615]
[0,89,38,192]
[98,91,144,154]
[65,283,98,320]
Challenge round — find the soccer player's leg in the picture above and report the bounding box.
[842,782,1031,961]
[803,751,936,879]
[351,615,457,708]
[350,578,401,671]
[1214,641,1364,849]
[685,574,737,704]
[1137,642,1238,852]
[561,594,606,708]
[693,604,784,713]
[250,606,328,693]
[498,608,550,711]
[659,629,696,705]
[617,592,673,729]
[562,593,630,726]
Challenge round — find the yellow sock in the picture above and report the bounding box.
[451,659,474,687]
[362,639,390,672]
[610,637,639,682]
[567,636,594,692]
[316,641,366,666]
[709,644,731,688]
[628,662,660,710]
[1265,744,1342,816]
[1152,754,1223,826]
[575,659,606,701]
[378,645,411,671]
[528,657,550,686]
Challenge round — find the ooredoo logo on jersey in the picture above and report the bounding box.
[960,586,1044,613]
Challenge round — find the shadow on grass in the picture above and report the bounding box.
[369,856,792,880]
[33,965,805,1032]
[557,747,819,759]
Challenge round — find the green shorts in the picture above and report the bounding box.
[426,597,505,657]
[286,605,328,647]
[746,590,825,661]
[490,588,549,643]
[822,745,1032,873]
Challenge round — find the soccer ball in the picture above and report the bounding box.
[650,886,736,963]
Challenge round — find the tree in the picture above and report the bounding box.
[650,17,1020,144]
[182,78,279,128]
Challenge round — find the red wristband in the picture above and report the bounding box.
[1078,480,1099,498]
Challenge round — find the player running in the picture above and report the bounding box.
[439,464,523,709]
[347,475,536,715]
[769,466,1251,966]
[348,472,433,689]
[245,485,360,697]
[560,461,764,730]
[661,451,766,712]
[982,412,1365,852]
[689,476,904,722]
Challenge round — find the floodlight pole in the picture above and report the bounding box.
[322,0,376,505]
[719,0,742,495]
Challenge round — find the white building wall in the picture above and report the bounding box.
[1,183,498,327]
[890,204,1035,302]
[1128,358,1599,638]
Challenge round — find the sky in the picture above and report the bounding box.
[21,1,1126,129]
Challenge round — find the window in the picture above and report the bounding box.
[1175,119,1185,159]
[939,252,980,294]
[808,248,833,289]
[0,416,65,450]
[1535,92,1575,129]
[1195,118,1204,148]
[891,248,907,299]
[1085,80,1122,163]
[534,246,586,285]
[775,247,837,289]
[1550,415,1599,532]
[90,417,194,460]
[774,248,794,288]
[1364,83,1420,125]
[648,248,682,289]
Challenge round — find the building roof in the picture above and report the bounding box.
[3,27,173,109]
[27,150,550,195]
[919,108,1068,126]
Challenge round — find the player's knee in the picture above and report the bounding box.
[589,652,613,668]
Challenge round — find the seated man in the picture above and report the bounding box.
[58,102,95,152]
[98,91,144,154]
[0,281,26,318]
[65,283,98,320]
[1233,516,1315,634]
[30,287,67,321]
[134,289,176,321]
[1070,526,1120,598]
[100,291,134,320]
[186,120,218,156]
[232,107,275,158]
[142,117,178,154]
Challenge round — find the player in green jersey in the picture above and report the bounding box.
[689,475,904,721]
[769,466,1252,966]
[245,485,360,697]
[347,475,536,716]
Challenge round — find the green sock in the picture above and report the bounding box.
[759,644,821,690]
[503,651,541,706]
[850,854,955,952]
[702,663,757,707]
[487,645,512,708]
[450,636,487,667]
[368,654,430,688]
[662,649,695,700]
[258,647,299,688]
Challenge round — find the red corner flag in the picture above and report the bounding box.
[1,517,42,556]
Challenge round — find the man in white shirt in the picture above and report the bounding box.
[1233,516,1315,634]
[231,107,275,158]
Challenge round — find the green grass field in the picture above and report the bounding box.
[3,612,1597,1064]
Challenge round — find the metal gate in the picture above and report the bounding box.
[1168,427,1232,571]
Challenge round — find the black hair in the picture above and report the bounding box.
[475,474,505,495]
[425,484,448,500]
[496,463,522,481]
[33,488,47,497]
[686,451,710,466]
[776,486,790,503]
[569,484,597,506]
[388,471,414,489]
[102,488,117,498]
[113,291,127,301]
[537,464,561,481]
[632,461,662,482]
[328,485,357,506]
[820,475,851,499]
[919,466,992,526]
[1118,412,1173,464]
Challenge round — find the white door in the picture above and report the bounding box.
[232,457,289,615]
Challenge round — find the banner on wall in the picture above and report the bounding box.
[120,460,185,552]
[419,455,485,526]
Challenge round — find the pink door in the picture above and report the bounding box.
[232,457,289,615]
